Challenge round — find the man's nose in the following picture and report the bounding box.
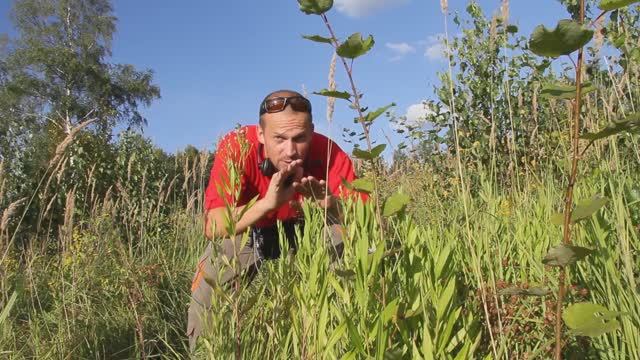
[284,140,297,158]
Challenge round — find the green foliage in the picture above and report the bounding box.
[350,178,374,193]
[353,144,386,160]
[599,0,640,10]
[540,82,597,99]
[563,303,623,337]
[365,103,395,123]
[398,2,559,183]
[529,20,594,57]
[551,195,609,224]
[336,33,375,59]
[382,192,410,217]
[313,89,351,100]
[582,113,640,140]
[302,34,333,44]
[542,244,593,267]
[297,0,333,15]
[5,0,160,133]
[571,196,609,222]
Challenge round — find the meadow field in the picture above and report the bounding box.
[1,0,639,358]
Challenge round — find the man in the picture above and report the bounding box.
[187,89,364,350]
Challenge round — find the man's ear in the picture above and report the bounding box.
[257,124,265,144]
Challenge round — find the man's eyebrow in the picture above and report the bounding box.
[273,130,306,138]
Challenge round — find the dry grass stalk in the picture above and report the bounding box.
[0,161,5,202]
[1,198,27,239]
[500,0,510,24]
[127,156,135,182]
[182,156,191,191]
[40,194,58,230]
[327,52,337,124]
[593,16,605,57]
[86,164,97,206]
[186,193,197,213]
[61,189,76,253]
[164,176,178,205]
[49,118,98,169]
[198,151,209,184]
[440,0,448,14]
[490,15,498,45]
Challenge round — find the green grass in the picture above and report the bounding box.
[1,157,638,359]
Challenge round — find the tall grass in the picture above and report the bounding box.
[0,140,638,358]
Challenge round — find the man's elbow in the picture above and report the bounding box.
[205,221,228,240]
[204,210,233,239]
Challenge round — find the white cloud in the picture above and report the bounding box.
[385,42,415,61]
[405,102,434,127]
[423,34,446,61]
[334,0,409,17]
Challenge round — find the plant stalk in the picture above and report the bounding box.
[555,0,585,358]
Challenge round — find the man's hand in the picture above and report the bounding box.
[293,176,336,210]
[262,159,304,211]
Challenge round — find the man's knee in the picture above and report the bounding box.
[187,236,261,351]
[327,224,345,259]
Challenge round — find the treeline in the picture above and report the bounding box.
[0,0,213,249]
[391,0,640,192]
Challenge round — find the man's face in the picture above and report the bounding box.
[257,104,314,172]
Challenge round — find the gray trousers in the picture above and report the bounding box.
[186,223,344,352]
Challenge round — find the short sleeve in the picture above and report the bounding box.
[204,130,250,210]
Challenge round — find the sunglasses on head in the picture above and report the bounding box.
[259,96,312,116]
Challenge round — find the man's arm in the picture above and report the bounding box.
[204,160,304,239]
[204,200,272,239]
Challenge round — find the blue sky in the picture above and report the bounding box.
[0,0,568,155]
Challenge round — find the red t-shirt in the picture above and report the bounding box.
[204,125,362,228]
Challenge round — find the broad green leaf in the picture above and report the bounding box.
[540,82,597,99]
[298,0,333,15]
[506,25,519,33]
[529,19,594,57]
[383,192,410,217]
[572,196,609,222]
[302,34,333,44]
[337,33,375,59]
[498,287,550,297]
[370,144,386,158]
[352,147,371,160]
[550,196,609,225]
[599,0,640,10]
[365,103,396,123]
[313,89,351,100]
[352,144,386,160]
[563,302,623,337]
[582,113,640,141]
[542,244,593,267]
[350,178,374,193]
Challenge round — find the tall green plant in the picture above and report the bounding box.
[500,0,640,358]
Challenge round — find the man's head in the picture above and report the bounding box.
[257,90,314,172]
